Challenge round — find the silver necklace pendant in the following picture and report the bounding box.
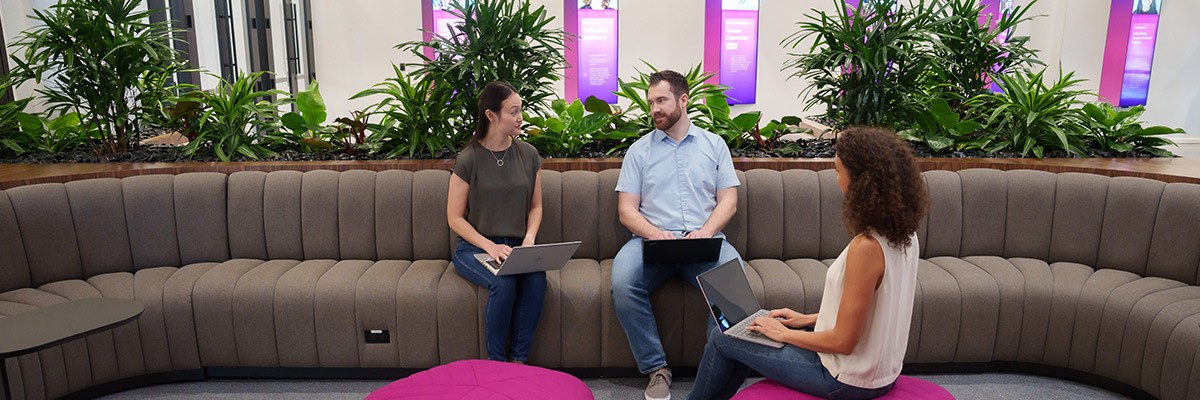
[496,159,504,167]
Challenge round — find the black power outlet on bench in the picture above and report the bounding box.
[364,329,390,344]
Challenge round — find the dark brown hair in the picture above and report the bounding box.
[835,127,928,249]
[474,81,518,141]
[648,70,688,98]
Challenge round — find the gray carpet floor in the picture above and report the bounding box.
[96,373,1132,399]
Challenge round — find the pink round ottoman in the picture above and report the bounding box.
[366,359,594,400]
[731,376,954,400]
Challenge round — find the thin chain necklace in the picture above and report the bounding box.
[483,140,511,167]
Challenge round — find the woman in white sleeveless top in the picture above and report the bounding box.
[688,127,928,400]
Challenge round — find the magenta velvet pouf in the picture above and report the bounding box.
[731,376,955,400]
[366,359,594,400]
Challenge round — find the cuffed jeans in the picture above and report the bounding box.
[611,235,743,374]
[452,237,547,362]
[688,327,896,400]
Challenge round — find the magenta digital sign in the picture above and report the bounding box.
[565,0,619,103]
[980,0,1015,92]
[704,0,760,105]
[423,0,471,60]
[1100,0,1164,107]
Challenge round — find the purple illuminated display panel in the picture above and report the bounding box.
[423,0,471,60]
[1100,0,1163,107]
[704,0,759,104]
[566,0,619,103]
[979,0,1014,92]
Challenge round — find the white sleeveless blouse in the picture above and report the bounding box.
[814,231,919,389]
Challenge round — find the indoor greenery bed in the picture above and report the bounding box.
[0,0,1185,165]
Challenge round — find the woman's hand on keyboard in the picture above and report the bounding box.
[484,243,513,263]
[768,308,817,329]
[747,316,790,342]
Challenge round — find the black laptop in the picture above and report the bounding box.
[642,237,722,264]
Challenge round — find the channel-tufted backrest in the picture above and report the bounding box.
[2,168,1199,293]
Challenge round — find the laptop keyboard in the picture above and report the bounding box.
[483,259,502,273]
[728,309,772,340]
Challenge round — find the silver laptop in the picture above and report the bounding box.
[473,241,582,276]
[696,259,785,348]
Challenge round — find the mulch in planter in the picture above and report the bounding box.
[0,138,1170,164]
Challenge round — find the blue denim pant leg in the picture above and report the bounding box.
[611,236,743,374]
[688,327,896,400]
[452,237,547,362]
[507,267,547,361]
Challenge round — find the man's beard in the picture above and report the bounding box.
[653,106,683,131]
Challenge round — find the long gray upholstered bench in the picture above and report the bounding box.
[1,168,1198,400]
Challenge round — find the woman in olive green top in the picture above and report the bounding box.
[447,81,545,363]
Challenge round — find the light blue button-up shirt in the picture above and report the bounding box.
[615,123,740,234]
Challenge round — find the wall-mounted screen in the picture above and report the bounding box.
[705,0,759,104]
[981,0,1015,92]
[1100,0,1164,107]
[566,0,619,103]
[424,0,472,59]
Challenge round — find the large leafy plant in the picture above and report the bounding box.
[0,96,34,156]
[182,72,287,161]
[523,97,613,156]
[279,81,338,151]
[784,0,943,127]
[352,66,461,158]
[6,0,187,153]
[12,112,95,155]
[929,0,1040,102]
[899,97,986,153]
[695,94,762,150]
[397,0,565,130]
[1081,102,1182,157]
[967,68,1090,158]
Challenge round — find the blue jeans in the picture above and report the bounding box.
[611,235,743,374]
[688,327,896,400]
[452,237,547,362]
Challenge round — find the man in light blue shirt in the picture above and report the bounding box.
[613,70,743,400]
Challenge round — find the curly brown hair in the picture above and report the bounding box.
[834,127,928,249]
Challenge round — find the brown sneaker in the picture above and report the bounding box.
[644,366,672,400]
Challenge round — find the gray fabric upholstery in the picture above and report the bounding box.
[959,169,1008,257]
[1098,177,1165,275]
[1003,170,1056,260]
[1148,183,1200,285]
[263,171,304,260]
[6,184,84,286]
[1,168,1199,400]
[1049,173,1108,266]
[121,175,182,270]
[921,171,962,258]
[0,192,32,293]
[375,171,415,261]
[175,173,230,265]
[562,170,600,260]
[64,179,133,277]
[228,171,269,260]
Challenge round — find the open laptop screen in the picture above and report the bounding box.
[696,259,759,332]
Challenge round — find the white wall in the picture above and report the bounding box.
[2,0,57,103]
[309,1,424,119]
[189,0,223,90]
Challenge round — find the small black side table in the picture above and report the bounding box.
[0,298,144,400]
